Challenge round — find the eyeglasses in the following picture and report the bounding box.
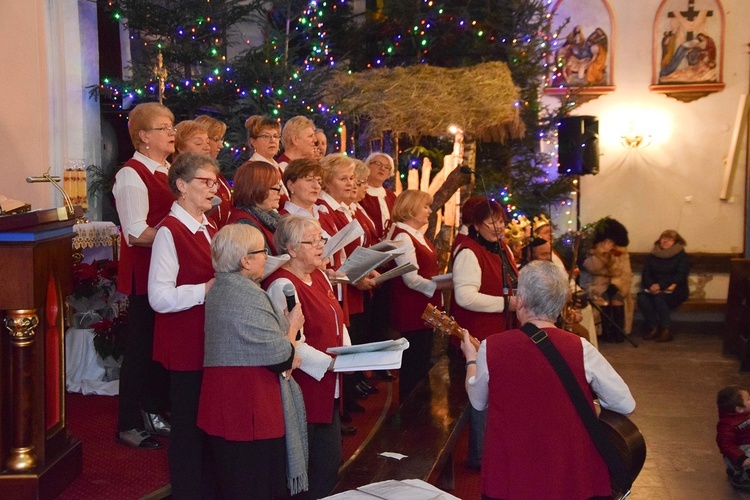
[300,176,322,184]
[246,248,269,256]
[256,134,281,141]
[150,126,178,134]
[368,160,390,169]
[193,177,219,188]
[269,183,283,193]
[208,136,224,144]
[300,237,328,247]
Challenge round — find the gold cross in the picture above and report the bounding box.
[153,52,168,104]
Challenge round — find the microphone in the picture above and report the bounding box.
[282,282,296,312]
[282,283,301,340]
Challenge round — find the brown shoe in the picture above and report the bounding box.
[642,327,659,340]
[654,328,673,342]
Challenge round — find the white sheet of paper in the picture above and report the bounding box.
[327,338,408,355]
[323,219,364,260]
[371,263,418,285]
[262,254,290,280]
[336,246,395,283]
[332,346,407,372]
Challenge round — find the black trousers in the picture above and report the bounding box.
[169,370,217,499]
[302,399,341,500]
[208,434,286,499]
[117,294,170,431]
[399,328,434,403]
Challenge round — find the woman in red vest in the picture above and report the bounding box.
[387,190,453,403]
[228,161,283,255]
[112,102,175,449]
[194,115,233,228]
[148,152,220,497]
[449,196,518,470]
[264,215,350,500]
[360,152,397,241]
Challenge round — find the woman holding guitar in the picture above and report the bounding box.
[449,196,518,470]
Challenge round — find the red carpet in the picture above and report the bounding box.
[58,373,481,499]
[57,393,170,500]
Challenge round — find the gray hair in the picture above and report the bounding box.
[211,224,264,273]
[517,260,569,321]
[274,215,322,255]
[365,152,395,175]
[168,152,219,196]
[352,159,369,183]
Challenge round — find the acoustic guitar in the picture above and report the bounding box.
[421,304,647,498]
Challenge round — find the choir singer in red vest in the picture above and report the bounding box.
[264,216,350,500]
[148,152,220,497]
[461,261,635,500]
[386,190,453,403]
[449,196,518,470]
[112,102,175,449]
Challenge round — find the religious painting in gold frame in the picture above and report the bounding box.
[649,0,725,103]
[545,0,616,105]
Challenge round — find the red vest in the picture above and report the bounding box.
[197,366,285,441]
[389,227,440,332]
[207,173,233,229]
[315,198,352,321]
[263,268,344,424]
[482,327,610,499]
[227,209,278,255]
[360,189,396,241]
[115,158,175,295]
[450,238,508,340]
[152,216,216,371]
[353,205,379,247]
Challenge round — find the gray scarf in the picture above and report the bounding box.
[238,204,281,232]
[280,375,309,495]
[651,242,685,259]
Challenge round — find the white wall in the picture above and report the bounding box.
[0,0,101,215]
[545,0,750,255]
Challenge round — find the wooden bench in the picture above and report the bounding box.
[676,298,726,314]
[333,355,470,493]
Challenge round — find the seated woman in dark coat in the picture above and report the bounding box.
[637,229,690,342]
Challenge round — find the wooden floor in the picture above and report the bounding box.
[601,320,750,500]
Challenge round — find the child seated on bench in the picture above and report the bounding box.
[716,385,750,490]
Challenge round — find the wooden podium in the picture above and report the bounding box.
[0,209,83,498]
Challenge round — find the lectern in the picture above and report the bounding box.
[0,209,83,498]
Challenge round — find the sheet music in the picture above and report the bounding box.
[369,239,408,255]
[262,254,290,280]
[327,338,408,355]
[371,263,417,285]
[336,246,396,283]
[331,345,406,372]
[323,219,364,260]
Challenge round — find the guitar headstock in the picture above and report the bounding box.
[421,304,462,339]
[421,304,481,349]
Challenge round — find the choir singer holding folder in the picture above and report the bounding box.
[385,190,453,403]
[264,215,351,500]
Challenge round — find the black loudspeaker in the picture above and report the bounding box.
[557,115,599,175]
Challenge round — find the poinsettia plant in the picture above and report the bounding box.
[67,259,128,360]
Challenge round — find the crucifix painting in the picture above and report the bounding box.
[655,0,723,85]
[548,0,614,89]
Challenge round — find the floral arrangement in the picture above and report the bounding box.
[68,260,128,360]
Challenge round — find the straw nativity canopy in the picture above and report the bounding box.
[324,61,525,143]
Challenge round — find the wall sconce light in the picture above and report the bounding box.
[620,133,652,150]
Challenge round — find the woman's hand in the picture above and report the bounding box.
[354,272,378,291]
[435,278,454,291]
[649,283,661,293]
[460,328,477,361]
[205,278,216,294]
[285,303,305,341]
[291,354,302,371]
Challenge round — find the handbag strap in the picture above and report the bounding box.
[520,322,631,492]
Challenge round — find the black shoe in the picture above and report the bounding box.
[142,411,171,436]
[353,385,369,399]
[345,400,366,413]
[341,424,357,436]
[357,381,379,394]
[117,429,162,449]
[642,327,659,340]
[732,474,750,491]
[340,412,352,423]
